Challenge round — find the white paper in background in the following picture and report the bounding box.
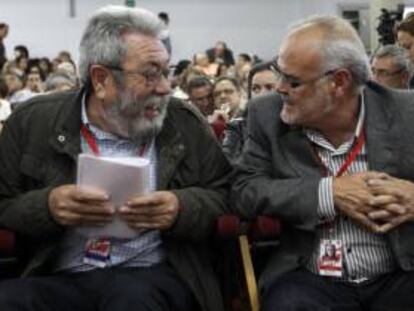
[75,154,150,239]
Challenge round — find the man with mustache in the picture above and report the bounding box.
[0,5,231,311]
[233,15,414,310]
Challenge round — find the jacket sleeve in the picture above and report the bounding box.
[165,108,232,241]
[0,112,63,238]
[231,99,320,231]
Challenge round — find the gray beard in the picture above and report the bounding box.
[103,91,169,145]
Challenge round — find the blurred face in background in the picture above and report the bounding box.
[213,79,241,115]
[251,69,278,97]
[397,30,414,65]
[26,72,43,92]
[189,85,214,116]
[0,25,8,40]
[371,56,408,89]
[4,73,23,95]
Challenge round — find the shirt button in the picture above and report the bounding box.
[347,247,352,253]
[57,135,66,143]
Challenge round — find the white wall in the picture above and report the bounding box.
[0,0,369,66]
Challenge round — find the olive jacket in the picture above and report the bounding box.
[0,89,232,311]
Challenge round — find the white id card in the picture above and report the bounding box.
[318,239,343,277]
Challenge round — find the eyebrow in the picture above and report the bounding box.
[275,63,301,81]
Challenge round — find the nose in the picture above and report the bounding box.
[275,79,289,95]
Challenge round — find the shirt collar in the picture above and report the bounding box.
[81,93,125,141]
[305,91,365,152]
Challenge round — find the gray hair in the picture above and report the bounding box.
[288,15,371,92]
[373,44,411,73]
[44,71,77,92]
[78,5,163,84]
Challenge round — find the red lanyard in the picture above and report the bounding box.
[80,123,147,157]
[316,129,365,177]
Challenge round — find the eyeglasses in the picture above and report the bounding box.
[371,67,404,78]
[272,57,337,89]
[106,64,172,87]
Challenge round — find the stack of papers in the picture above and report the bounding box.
[75,154,150,239]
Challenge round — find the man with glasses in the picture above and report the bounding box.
[233,15,414,310]
[371,44,410,89]
[0,5,231,311]
[187,76,214,117]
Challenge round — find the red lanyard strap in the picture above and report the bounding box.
[313,129,366,177]
[81,123,100,156]
[81,123,148,157]
[335,130,365,177]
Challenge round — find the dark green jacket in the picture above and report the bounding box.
[0,89,232,311]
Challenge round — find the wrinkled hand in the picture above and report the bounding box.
[367,174,414,232]
[48,185,114,226]
[333,171,386,232]
[119,191,180,230]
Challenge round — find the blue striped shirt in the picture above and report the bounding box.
[305,95,395,282]
[54,96,165,272]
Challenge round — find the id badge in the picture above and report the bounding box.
[83,238,111,268]
[318,239,342,277]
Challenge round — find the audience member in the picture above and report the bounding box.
[206,41,235,66]
[158,12,172,55]
[0,23,9,71]
[212,76,243,122]
[0,5,231,311]
[209,77,243,142]
[233,15,414,310]
[38,57,53,80]
[0,76,11,131]
[3,69,24,105]
[396,13,414,88]
[14,45,29,59]
[44,71,77,93]
[193,52,218,77]
[371,45,410,89]
[187,75,214,116]
[222,61,277,163]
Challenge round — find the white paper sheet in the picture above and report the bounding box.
[75,154,150,239]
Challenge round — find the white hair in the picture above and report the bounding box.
[288,15,371,91]
[78,5,163,84]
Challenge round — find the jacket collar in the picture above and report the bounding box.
[49,89,187,188]
[49,89,84,160]
[279,82,395,177]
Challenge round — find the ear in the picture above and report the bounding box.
[89,65,111,99]
[331,69,353,97]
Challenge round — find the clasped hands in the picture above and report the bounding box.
[333,172,414,233]
[48,185,180,230]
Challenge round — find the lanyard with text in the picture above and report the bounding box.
[80,123,148,157]
[316,129,366,178]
